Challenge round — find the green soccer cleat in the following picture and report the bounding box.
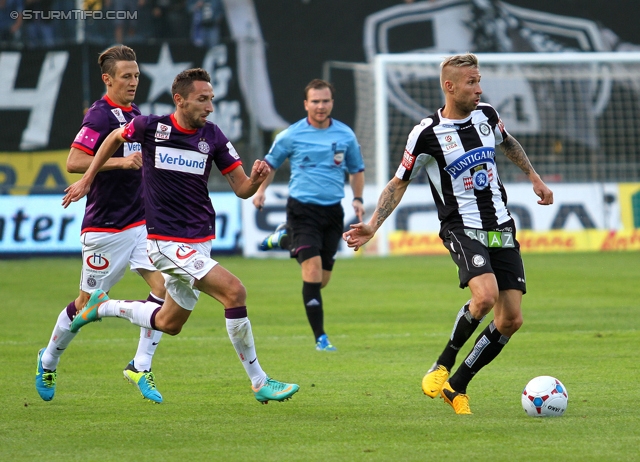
[35,348,57,401]
[123,361,163,404]
[422,363,449,398]
[70,289,108,333]
[252,377,300,404]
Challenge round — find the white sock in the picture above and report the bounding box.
[131,292,165,371]
[98,300,160,329]
[226,317,267,388]
[42,308,77,371]
[133,328,163,372]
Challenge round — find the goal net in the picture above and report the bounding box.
[326,52,640,189]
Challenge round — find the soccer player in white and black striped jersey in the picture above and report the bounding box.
[343,53,553,414]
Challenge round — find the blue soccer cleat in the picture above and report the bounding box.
[315,334,337,352]
[123,361,163,404]
[35,348,57,401]
[252,377,299,404]
[70,289,108,333]
[259,223,288,251]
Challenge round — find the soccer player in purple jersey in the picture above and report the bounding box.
[343,53,553,414]
[62,68,300,404]
[35,45,167,404]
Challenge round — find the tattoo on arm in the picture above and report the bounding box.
[501,136,533,175]
[227,171,236,183]
[374,182,399,229]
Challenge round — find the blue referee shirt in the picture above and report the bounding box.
[264,118,365,206]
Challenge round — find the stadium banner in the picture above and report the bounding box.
[0,42,245,152]
[0,150,73,195]
[0,193,241,255]
[618,183,640,230]
[242,183,639,257]
[390,229,640,254]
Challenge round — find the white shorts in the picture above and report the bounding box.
[80,225,156,293]
[146,239,218,311]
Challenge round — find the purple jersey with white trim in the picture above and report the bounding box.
[71,97,144,233]
[122,113,242,242]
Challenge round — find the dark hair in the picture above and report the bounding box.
[304,79,335,100]
[171,68,212,98]
[98,45,137,76]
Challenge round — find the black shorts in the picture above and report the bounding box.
[286,197,344,271]
[442,222,527,294]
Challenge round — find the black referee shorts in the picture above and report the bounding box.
[286,197,344,271]
[442,223,527,294]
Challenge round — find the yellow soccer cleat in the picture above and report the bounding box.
[440,381,472,415]
[422,364,449,398]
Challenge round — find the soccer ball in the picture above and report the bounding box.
[521,376,568,417]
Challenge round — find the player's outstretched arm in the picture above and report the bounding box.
[349,171,365,221]
[226,160,272,199]
[62,128,126,208]
[500,135,553,205]
[252,166,276,210]
[67,147,142,173]
[343,176,409,251]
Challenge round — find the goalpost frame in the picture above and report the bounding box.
[373,51,640,256]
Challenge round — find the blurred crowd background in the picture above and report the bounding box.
[0,0,225,49]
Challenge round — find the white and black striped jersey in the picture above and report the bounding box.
[395,103,513,232]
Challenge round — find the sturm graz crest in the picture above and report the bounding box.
[363,0,633,145]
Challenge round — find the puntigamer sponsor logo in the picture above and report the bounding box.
[155,146,207,174]
[445,147,496,179]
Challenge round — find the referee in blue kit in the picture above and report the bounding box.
[253,79,365,352]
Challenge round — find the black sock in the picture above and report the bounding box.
[280,234,291,250]
[437,301,482,371]
[303,281,324,340]
[448,321,509,393]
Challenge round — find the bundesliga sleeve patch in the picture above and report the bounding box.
[73,127,100,151]
[401,149,416,170]
[122,122,135,140]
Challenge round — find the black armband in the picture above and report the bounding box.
[353,197,363,203]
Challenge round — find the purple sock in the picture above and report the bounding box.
[147,293,164,304]
[150,307,161,330]
[225,306,248,319]
[65,301,77,320]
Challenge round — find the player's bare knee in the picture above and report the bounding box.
[165,327,182,336]
[496,315,523,336]
[471,293,498,316]
[223,279,247,307]
[511,315,524,332]
[161,322,183,336]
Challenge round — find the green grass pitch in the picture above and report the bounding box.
[1,252,638,461]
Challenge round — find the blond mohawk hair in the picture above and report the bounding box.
[440,53,479,89]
